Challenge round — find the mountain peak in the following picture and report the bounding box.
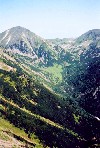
[0,26,43,50]
[13,26,26,29]
[0,26,56,66]
[76,29,100,43]
[6,26,35,36]
[10,26,32,33]
[83,29,100,38]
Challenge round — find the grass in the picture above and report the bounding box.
[3,76,16,88]
[0,96,81,140]
[0,97,63,130]
[0,130,10,141]
[41,63,63,84]
[0,104,5,111]
[0,61,15,72]
[0,117,43,147]
[0,118,27,138]
[73,114,80,124]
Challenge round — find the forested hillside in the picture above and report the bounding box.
[0,27,100,147]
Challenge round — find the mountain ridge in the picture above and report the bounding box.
[0,26,100,147]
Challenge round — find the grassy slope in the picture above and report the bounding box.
[0,48,99,147]
[0,117,43,148]
[41,63,63,84]
[0,66,82,147]
[0,96,81,147]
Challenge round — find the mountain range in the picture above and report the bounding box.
[0,26,100,147]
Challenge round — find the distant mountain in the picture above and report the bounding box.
[0,26,43,50]
[0,26,57,66]
[77,29,100,41]
[79,43,100,117]
[47,38,75,49]
[0,26,74,94]
[76,29,100,45]
[63,30,100,118]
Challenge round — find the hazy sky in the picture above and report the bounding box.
[0,0,100,38]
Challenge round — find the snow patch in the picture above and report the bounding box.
[6,35,11,45]
[21,33,38,56]
[0,29,9,42]
[94,116,100,121]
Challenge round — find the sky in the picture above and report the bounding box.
[0,0,100,38]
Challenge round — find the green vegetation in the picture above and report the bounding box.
[73,114,80,124]
[0,27,100,147]
[0,117,43,147]
[0,65,99,147]
[41,63,63,84]
[0,68,82,147]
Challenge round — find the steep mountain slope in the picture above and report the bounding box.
[76,29,100,43]
[78,43,100,118]
[0,26,57,67]
[0,58,82,147]
[0,118,43,148]
[72,29,100,57]
[0,28,100,147]
[63,30,100,127]
[0,59,99,147]
[0,27,65,95]
[0,26,42,49]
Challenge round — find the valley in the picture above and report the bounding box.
[0,27,100,147]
